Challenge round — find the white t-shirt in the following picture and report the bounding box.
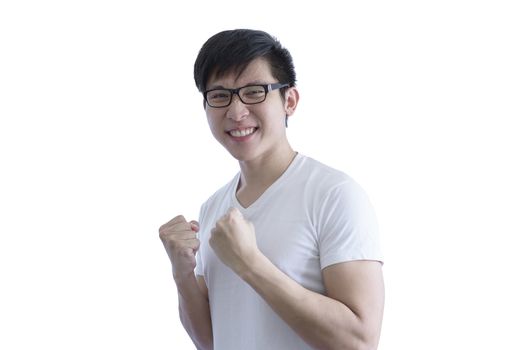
[195,154,382,350]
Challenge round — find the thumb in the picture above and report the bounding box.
[190,220,200,232]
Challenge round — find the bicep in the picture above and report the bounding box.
[322,260,384,325]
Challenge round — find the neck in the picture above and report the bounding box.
[238,145,297,191]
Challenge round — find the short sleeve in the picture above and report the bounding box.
[195,247,204,277]
[194,204,206,277]
[318,180,383,269]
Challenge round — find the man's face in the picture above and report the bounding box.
[204,58,295,163]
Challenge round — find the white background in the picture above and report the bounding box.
[1,1,512,349]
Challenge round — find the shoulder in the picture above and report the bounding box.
[298,157,383,265]
[295,155,376,226]
[295,154,362,198]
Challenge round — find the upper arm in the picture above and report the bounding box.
[322,260,384,342]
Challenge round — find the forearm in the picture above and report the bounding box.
[238,254,376,350]
[175,273,213,350]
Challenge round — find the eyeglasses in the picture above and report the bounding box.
[203,83,290,108]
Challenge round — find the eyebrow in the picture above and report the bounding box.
[206,81,270,91]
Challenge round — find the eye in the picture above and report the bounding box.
[208,90,230,100]
[242,86,265,99]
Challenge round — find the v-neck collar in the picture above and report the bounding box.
[231,153,303,213]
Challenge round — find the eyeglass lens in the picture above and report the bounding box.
[206,85,266,107]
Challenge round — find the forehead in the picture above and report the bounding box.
[206,58,275,89]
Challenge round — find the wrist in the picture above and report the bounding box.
[173,269,197,286]
[236,250,266,280]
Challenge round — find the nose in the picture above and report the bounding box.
[226,94,249,121]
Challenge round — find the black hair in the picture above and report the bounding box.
[193,29,296,94]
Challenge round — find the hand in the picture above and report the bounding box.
[159,215,200,280]
[209,207,260,275]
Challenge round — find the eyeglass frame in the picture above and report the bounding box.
[202,82,291,108]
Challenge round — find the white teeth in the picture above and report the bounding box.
[229,128,256,137]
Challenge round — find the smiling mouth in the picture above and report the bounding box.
[228,127,258,137]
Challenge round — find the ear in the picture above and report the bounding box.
[284,86,300,117]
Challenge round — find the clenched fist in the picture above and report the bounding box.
[210,207,260,275]
[159,215,200,280]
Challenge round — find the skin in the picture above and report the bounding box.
[160,57,384,350]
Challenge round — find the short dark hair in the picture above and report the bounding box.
[193,29,296,94]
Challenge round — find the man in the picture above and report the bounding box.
[159,29,384,350]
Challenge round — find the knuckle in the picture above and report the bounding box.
[168,215,186,227]
[160,215,185,232]
[174,215,186,222]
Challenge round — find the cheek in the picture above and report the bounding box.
[206,113,222,133]
[206,117,215,131]
[262,108,287,130]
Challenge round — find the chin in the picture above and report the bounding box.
[225,147,259,162]
[228,151,252,162]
